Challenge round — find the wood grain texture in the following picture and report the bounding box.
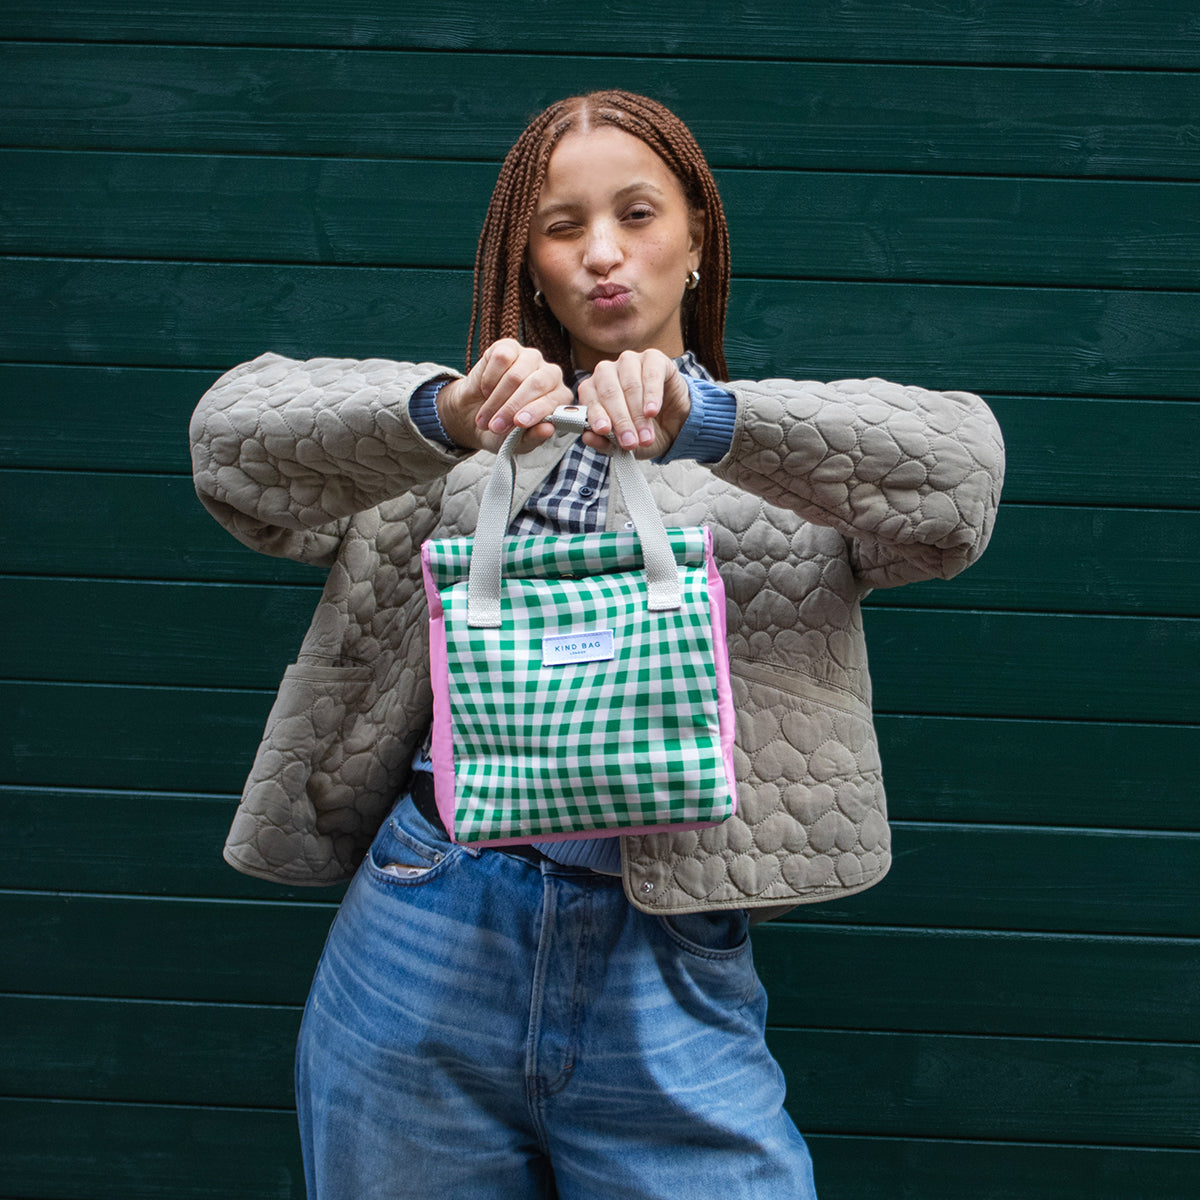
[4,367,1196,509]
[4,891,1196,1040]
[4,577,1196,722]
[2,1097,1197,1200]
[3,0,1199,66]
[5,259,1198,397]
[7,682,1198,829]
[3,44,1198,177]
[6,468,1197,615]
[7,149,1200,289]
[3,995,1197,1144]
[3,786,1194,934]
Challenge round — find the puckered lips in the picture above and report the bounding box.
[587,282,632,311]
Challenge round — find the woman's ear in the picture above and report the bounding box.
[688,208,706,275]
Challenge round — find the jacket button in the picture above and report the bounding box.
[578,485,594,497]
[640,880,655,895]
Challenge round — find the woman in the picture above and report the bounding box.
[191,91,1004,1199]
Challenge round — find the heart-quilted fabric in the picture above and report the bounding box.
[190,354,1004,915]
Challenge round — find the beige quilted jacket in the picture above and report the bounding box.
[190,352,1004,917]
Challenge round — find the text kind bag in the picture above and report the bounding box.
[421,404,737,847]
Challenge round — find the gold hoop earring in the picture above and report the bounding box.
[685,270,700,291]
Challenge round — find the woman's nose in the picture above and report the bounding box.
[582,223,622,273]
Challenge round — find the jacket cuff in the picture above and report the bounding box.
[656,377,737,464]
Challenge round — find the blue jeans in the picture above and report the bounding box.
[295,793,817,1199]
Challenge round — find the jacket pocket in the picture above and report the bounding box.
[728,657,870,720]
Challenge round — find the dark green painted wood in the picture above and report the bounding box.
[5,995,1197,1145]
[3,0,1198,66]
[6,260,1199,398]
[0,1097,305,1200]
[8,149,1200,289]
[3,366,1196,509]
[4,785,1195,934]
[4,44,1199,178]
[7,468,1198,616]
[4,892,1196,1039]
[754,923,1200,1041]
[877,715,1199,831]
[7,682,1198,829]
[0,365,215,474]
[5,577,1197,721]
[4,680,276,794]
[3,1097,1198,1200]
[771,1029,1200,1146]
[805,1134,1200,1200]
[781,822,1200,937]
[985,395,1200,508]
[0,995,300,1108]
[0,787,346,903]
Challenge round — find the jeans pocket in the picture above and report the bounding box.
[364,804,455,888]
[660,907,751,961]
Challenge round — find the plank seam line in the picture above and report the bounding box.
[7,252,1200,296]
[3,37,1200,73]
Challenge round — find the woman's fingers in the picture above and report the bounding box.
[472,341,572,435]
[582,350,679,454]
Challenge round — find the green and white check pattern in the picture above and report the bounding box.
[426,528,732,843]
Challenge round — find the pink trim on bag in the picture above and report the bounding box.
[705,527,739,815]
[420,541,460,838]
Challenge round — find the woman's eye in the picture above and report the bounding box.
[625,207,655,222]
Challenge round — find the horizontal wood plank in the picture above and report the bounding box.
[2,1096,1197,1200]
[805,1133,1200,1200]
[4,995,1197,1145]
[2,0,1199,66]
[7,468,1198,616]
[3,367,1196,509]
[754,922,1200,1041]
[3,892,1195,1039]
[7,150,1200,289]
[5,260,1198,398]
[7,682,1198,829]
[3,785,1194,934]
[2,45,1198,177]
[0,787,346,903]
[4,577,1196,721]
[0,1097,304,1200]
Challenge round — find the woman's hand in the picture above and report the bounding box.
[436,338,574,454]
[577,349,692,460]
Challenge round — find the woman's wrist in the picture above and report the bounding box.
[434,378,483,451]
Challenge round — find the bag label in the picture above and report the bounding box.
[542,629,615,666]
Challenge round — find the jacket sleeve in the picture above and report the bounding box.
[189,352,467,565]
[713,377,1005,589]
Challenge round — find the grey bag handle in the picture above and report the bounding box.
[467,405,682,627]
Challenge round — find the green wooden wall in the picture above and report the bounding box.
[2,3,1198,1196]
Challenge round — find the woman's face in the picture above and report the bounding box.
[526,125,702,372]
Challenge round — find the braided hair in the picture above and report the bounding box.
[467,90,730,380]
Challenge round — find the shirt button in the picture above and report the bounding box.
[578,485,594,497]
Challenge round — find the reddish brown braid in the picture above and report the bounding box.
[466,91,731,380]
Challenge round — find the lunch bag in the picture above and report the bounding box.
[420,405,736,846]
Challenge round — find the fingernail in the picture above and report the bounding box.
[640,427,654,444]
[620,431,637,447]
[489,417,508,433]
[514,411,532,427]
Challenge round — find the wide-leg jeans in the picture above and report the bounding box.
[295,792,818,1199]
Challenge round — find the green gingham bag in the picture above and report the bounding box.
[420,404,737,846]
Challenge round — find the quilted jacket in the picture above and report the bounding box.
[190,352,1004,917]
